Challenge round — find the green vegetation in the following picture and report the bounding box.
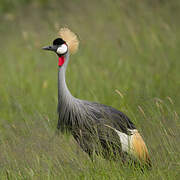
[0,0,179,179]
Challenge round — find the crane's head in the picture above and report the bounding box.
[42,28,79,67]
[42,38,68,66]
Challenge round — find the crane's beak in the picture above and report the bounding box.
[42,45,57,52]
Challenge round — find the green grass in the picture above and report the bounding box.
[0,0,180,179]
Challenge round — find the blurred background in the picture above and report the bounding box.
[0,0,180,179]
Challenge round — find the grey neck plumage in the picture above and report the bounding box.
[58,52,74,106]
[57,52,96,132]
[57,52,79,131]
[58,53,72,103]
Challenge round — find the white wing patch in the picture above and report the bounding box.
[104,124,136,153]
[114,129,131,152]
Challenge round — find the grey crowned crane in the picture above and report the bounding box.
[42,28,151,167]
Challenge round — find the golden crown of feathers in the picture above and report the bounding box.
[59,28,79,55]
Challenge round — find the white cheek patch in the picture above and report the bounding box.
[57,44,68,55]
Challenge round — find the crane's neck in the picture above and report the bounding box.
[58,52,74,108]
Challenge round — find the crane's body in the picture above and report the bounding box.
[42,28,151,167]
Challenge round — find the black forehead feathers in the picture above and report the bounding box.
[53,38,66,45]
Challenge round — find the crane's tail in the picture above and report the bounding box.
[104,124,151,167]
[131,131,151,167]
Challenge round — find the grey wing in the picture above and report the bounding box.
[83,101,136,135]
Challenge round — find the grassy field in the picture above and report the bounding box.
[0,0,180,179]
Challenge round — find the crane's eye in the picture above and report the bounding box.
[57,44,68,55]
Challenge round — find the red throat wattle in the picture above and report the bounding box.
[58,56,65,66]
